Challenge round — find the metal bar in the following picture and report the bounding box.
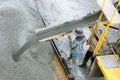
[104,24,119,30]
[94,1,120,55]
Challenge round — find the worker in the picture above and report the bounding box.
[67,28,86,78]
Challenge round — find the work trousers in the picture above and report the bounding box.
[84,51,94,63]
[68,53,80,74]
[72,56,79,74]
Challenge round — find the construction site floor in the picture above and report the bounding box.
[50,54,69,80]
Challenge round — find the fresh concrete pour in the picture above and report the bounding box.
[0,0,118,80]
[14,0,102,61]
[0,0,54,80]
[13,0,118,62]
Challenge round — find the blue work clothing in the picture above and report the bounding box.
[69,38,86,58]
[68,38,86,74]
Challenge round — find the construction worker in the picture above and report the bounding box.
[67,28,86,78]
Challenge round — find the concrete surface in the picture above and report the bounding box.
[37,0,117,26]
[0,0,118,80]
[0,0,54,80]
[14,0,118,61]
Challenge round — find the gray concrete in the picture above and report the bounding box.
[37,0,117,26]
[0,0,118,80]
[13,0,118,66]
[13,12,100,61]
[0,0,54,80]
[37,0,99,26]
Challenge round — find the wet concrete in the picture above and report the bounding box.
[13,0,118,63]
[0,0,118,80]
[0,0,54,80]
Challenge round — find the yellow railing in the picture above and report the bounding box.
[93,0,120,55]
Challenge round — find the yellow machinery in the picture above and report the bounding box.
[88,0,120,80]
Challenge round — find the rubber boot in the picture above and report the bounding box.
[79,58,89,67]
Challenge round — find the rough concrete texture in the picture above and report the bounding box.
[0,0,54,80]
[0,0,118,80]
[37,0,117,26]
[37,0,99,26]
[15,0,118,58]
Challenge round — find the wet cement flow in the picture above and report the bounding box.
[0,0,118,80]
[14,0,101,62]
[0,0,54,80]
[13,0,118,63]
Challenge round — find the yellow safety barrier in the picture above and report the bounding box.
[96,55,120,80]
[94,0,120,55]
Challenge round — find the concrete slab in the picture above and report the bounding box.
[0,0,54,80]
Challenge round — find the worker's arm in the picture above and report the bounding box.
[67,34,77,49]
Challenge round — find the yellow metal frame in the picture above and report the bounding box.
[89,0,120,80]
[93,0,120,55]
[96,55,120,80]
